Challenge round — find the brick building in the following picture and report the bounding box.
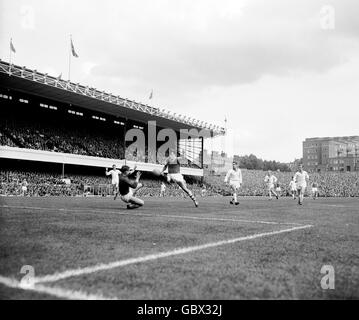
[303,136,359,172]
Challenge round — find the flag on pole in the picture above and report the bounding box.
[10,38,16,53]
[149,89,153,100]
[71,38,79,58]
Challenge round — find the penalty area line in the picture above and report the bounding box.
[33,224,313,284]
[0,276,117,300]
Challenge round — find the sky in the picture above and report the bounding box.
[1,0,358,162]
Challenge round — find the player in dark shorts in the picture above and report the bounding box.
[118,165,144,209]
[161,151,198,207]
[311,182,319,199]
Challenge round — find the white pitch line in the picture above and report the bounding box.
[0,205,301,225]
[0,276,116,300]
[162,214,302,225]
[32,224,313,284]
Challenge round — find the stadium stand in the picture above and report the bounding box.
[0,99,200,167]
[0,111,125,159]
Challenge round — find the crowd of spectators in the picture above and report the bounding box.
[0,116,125,159]
[0,115,200,168]
[205,169,359,197]
[0,170,80,196]
[0,169,212,198]
[1,168,358,198]
[0,132,17,147]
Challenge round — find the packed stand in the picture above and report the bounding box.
[1,115,200,168]
[0,169,215,198]
[0,116,125,159]
[204,169,359,197]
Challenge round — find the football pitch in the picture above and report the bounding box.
[0,196,358,300]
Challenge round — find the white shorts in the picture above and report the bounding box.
[167,173,185,183]
[297,185,306,192]
[267,184,275,191]
[291,188,297,192]
[229,180,241,189]
[312,188,318,193]
[21,186,27,192]
[120,188,133,203]
[112,182,119,188]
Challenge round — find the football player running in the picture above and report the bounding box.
[293,164,309,205]
[161,151,198,207]
[224,161,242,205]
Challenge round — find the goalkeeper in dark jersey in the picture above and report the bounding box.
[161,151,198,207]
[118,165,144,209]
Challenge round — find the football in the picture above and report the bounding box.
[152,169,162,176]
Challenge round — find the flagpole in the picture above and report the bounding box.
[68,35,72,80]
[148,89,153,103]
[9,38,12,65]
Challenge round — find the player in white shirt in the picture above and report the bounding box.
[160,182,166,197]
[293,164,309,205]
[201,185,207,197]
[21,179,28,196]
[311,182,319,200]
[224,161,242,205]
[289,177,297,200]
[264,171,279,200]
[105,164,121,199]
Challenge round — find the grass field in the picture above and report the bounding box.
[0,195,358,300]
